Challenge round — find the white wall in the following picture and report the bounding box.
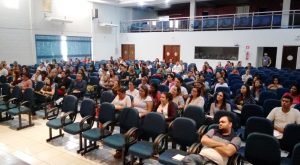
[0,0,34,65]
[120,29,300,69]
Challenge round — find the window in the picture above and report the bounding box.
[194,46,239,60]
[35,35,91,63]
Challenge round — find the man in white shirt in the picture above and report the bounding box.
[267,94,300,138]
[172,61,183,74]
[37,63,46,72]
[0,63,8,76]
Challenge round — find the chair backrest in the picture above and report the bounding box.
[183,105,205,128]
[258,91,278,106]
[215,86,230,96]
[99,102,115,124]
[276,88,289,99]
[89,76,99,86]
[150,78,161,85]
[213,111,240,131]
[263,99,281,117]
[292,143,300,165]
[244,117,273,140]
[241,104,264,126]
[11,86,21,100]
[141,112,166,139]
[245,132,281,165]
[1,83,10,100]
[0,75,7,83]
[171,117,198,148]
[281,124,300,153]
[22,88,34,107]
[294,104,300,111]
[62,95,78,113]
[158,85,169,93]
[79,98,96,118]
[119,107,140,134]
[35,81,45,91]
[100,91,115,104]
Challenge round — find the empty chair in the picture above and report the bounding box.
[102,107,140,164]
[46,95,78,142]
[128,112,167,164]
[243,133,281,165]
[183,105,206,131]
[81,102,115,155]
[263,99,281,117]
[100,91,115,103]
[281,124,300,157]
[7,88,34,130]
[158,117,199,165]
[281,143,300,165]
[276,88,290,99]
[258,91,278,106]
[63,99,96,153]
[240,104,264,126]
[0,85,21,121]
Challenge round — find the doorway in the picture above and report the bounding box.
[281,46,298,69]
[257,47,277,67]
[121,44,135,60]
[163,45,180,64]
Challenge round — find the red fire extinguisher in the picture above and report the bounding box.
[246,51,250,60]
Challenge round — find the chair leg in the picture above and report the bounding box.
[46,128,64,142]
[81,139,99,155]
[77,133,83,153]
[17,114,22,130]
[130,155,135,165]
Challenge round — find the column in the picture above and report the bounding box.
[281,0,291,28]
[189,0,196,31]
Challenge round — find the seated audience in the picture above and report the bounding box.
[250,79,265,101]
[185,87,205,109]
[172,61,183,74]
[31,69,42,83]
[0,63,8,77]
[210,91,231,117]
[214,77,228,93]
[241,69,252,83]
[18,73,33,92]
[234,85,256,111]
[133,85,153,118]
[182,115,241,165]
[267,94,300,138]
[171,86,185,110]
[138,76,150,89]
[126,81,139,98]
[112,87,132,111]
[67,73,87,97]
[156,92,176,122]
[163,73,176,89]
[284,84,300,105]
[57,70,71,96]
[171,77,188,100]
[267,76,283,91]
[149,83,161,111]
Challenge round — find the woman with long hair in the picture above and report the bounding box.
[149,83,161,111]
[250,79,265,101]
[184,87,205,109]
[210,91,231,117]
[133,85,153,118]
[157,92,176,122]
[163,73,176,89]
[235,84,256,111]
[171,86,185,110]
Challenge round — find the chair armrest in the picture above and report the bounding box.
[187,143,202,154]
[79,115,94,131]
[20,101,29,106]
[168,120,174,131]
[101,120,115,135]
[7,98,17,104]
[61,111,76,125]
[0,95,7,98]
[124,127,139,144]
[197,125,207,138]
[153,134,168,155]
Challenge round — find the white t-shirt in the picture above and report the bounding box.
[0,68,8,76]
[126,89,139,98]
[157,102,169,119]
[170,86,188,96]
[214,83,229,92]
[133,95,152,113]
[172,95,185,108]
[184,96,205,109]
[267,107,300,130]
[172,65,183,74]
[112,95,132,109]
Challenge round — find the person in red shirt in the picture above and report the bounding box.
[284,84,300,105]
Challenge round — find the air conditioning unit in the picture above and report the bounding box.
[45,16,73,23]
[98,22,118,27]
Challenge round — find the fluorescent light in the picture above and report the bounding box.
[2,0,19,9]
[119,0,155,4]
[61,36,68,61]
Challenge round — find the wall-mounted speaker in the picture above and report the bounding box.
[92,8,98,19]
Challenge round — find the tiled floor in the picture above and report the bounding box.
[0,111,128,165]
